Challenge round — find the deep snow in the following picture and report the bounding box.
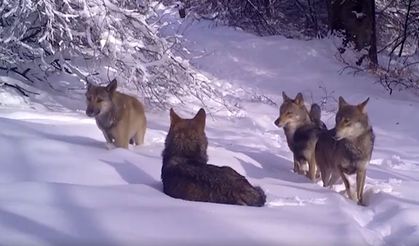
[1,7,419,246]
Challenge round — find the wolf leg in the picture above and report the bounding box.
[115,136,129,148]
[320,166,330,187]
[100,130,116,149]
[356,168,367,206]
[293,155,300,173]
[101,129,113,143]
[134,126,146,145]
[327,171,340,188]
[293,154,307,175]
[306,154,317,181]
[339,166,352,200]
[113,127,129,149]
[315,146,329,186]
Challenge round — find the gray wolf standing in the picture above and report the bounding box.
[161,108,266,207]
[85,79,147,149]
[315,97,374,205]
[274,92,325,181]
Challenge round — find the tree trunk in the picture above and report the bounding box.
[369,0,378,64]
[398,0,413,57]
[326,0,378,64]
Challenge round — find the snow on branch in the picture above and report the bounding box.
[0,0,242,113]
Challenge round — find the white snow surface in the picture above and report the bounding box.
[1,15,419,246]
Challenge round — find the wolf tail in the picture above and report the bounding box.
[310,103,327,130]
[162,160,266,207]
[309,103,321,123]
[240,186,266,207]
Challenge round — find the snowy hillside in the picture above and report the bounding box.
[1,11,419,246]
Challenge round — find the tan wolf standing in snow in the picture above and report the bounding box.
[85,79,147,149]
[274,92,326,181]
[315,97,374,206]
[161,108,266,206]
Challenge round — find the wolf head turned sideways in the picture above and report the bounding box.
[335,97,370,141]
[274,92,308,128]
[163,108,209,164]
[85,79,118,117]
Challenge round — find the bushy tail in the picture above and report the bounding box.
[238,186,266,207]
[309,103,321,123]
[162,160,266,207]
[310,103,327,130]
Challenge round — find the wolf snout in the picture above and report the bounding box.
[331,129,342,141]
[274,118,282,127]
[86,108,99,117]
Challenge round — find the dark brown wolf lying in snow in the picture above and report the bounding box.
[161,108,266,207]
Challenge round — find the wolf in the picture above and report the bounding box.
[274,92,326,181]
[315,97,374,206]
[85,79,147,149]
[161,108,266,207]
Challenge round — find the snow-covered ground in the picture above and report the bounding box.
[1,11,419,246]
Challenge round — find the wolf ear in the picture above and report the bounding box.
[170,108,182,125]
[282,91,291,102]
[106,79,118,93]
[357,97,369,113]
[294,92,304,106]
[338,96,348,109]
[193,108,206,130]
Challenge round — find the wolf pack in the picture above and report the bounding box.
[86,79,374,207]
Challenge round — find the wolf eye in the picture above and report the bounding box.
[97,98,103,103]
[286,111,291,115]
[343,118,350,124]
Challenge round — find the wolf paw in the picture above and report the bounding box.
[294,167,306,175]
[349,191,358,202]
[105,143,116,150]
[357,199,366,206]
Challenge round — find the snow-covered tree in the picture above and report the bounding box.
[0,0,242,111]
[176,0,418,93]
[373,0,419,93]
[171,0,329,38]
